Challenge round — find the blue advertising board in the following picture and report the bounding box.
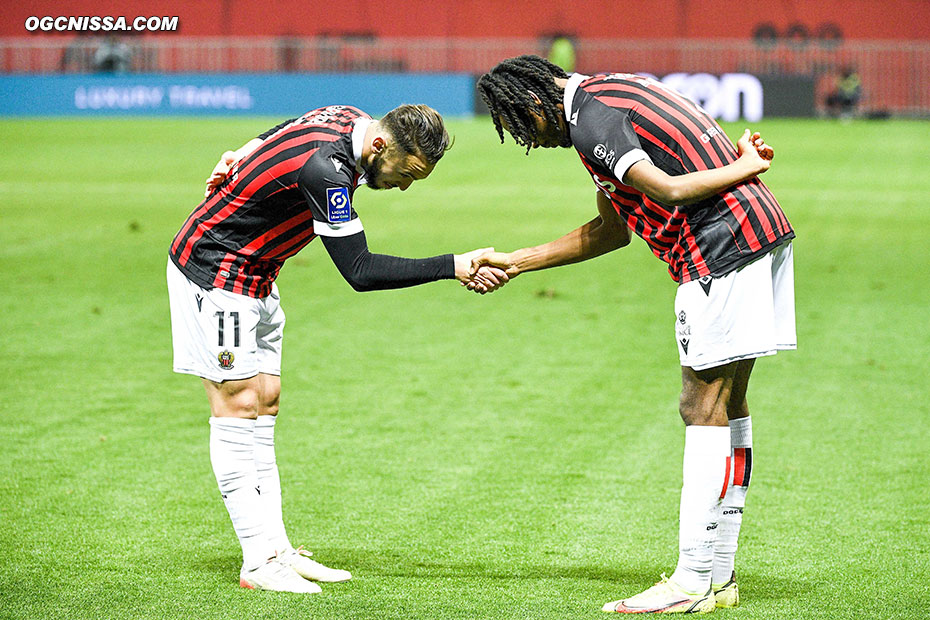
[0,73,476,117]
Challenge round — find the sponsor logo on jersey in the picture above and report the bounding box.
[217,350,235,370]
[593,143,618,168]
[678,311,687,324]
[591,173,616,193]
[195,293,203,311]
[330,156,343,172]
[326,187,351,223]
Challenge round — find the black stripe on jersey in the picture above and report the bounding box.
[172,132,336,256]
[604,78,736,167]
[232,129,339,192]
[589,82,725,171]
[730,185,772,249]
[175,139,330,254]
[258,123,346,156]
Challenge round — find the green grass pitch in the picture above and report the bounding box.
[1,116,928,619]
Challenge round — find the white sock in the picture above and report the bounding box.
[209,417,275,571]
[670,425,731,595]
[254,415,292,554]
[713,416,752,586]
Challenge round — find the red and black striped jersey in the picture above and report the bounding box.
[169,105,371,298]
[564,73,794,283]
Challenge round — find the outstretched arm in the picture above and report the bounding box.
[321,231,506,293]
[470,191,630,278]
[623,129,774,206]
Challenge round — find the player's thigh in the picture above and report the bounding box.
[726,358,755,419]
[256,373,281,416]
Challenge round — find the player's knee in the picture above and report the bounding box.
[260,391,280,416]
[679,392,723,426]
[727,398,750,420]
[211,382,261,418]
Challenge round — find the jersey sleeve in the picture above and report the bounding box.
[297,155,364,238]
[573,97,653,181]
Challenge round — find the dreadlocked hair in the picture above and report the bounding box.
[477,55,569,154]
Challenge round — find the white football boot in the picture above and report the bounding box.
[239,557,322,593]
[278,546,352,583]
[602,574,716,614]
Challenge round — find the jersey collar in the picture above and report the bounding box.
[563,73,590,124]
[351,117,372,167]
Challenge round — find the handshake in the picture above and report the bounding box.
[454,248,517,295]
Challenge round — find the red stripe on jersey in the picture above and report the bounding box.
[721,191,759,252]
[628,118,684,166]
[678,217,709,282]
[171,132,328,261]
[735,183,777,245]
[757,182,791,235]
[578,154,678,247]
[593,89,726,171]
[732,448,747,486]
[172,192,224,263]
[175,149,319,267]
[234,132,338,186]
[239,210,315,257]
[263,227,317,261]
[230,262,249,295]
[212,253,236,289]
[589,78,732,170]
[720,455,732,500]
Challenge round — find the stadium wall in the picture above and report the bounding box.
[5,0,930,40]
[0,73,475,117]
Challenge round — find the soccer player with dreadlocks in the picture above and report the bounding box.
[473,55,795,614]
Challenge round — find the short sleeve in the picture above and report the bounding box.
[297,155,364,237]
[573,98,653,182]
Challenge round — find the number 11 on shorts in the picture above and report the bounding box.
[215,311,240,347]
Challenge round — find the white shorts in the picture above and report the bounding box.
[675,242,796,371]
[167,259,285,382]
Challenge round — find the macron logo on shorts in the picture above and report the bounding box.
[326,187,351,223]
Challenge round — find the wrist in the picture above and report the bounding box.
[737,154,764,178]
[509,248,531,275]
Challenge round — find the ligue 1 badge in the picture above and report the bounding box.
[217,350,235,370]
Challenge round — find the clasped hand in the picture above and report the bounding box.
[455,248,516,295]
[455,249,517,295]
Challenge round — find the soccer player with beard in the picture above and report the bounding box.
[473,56,795,614]
[168,104,506,593]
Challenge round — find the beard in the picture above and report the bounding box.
[361,153,388,190]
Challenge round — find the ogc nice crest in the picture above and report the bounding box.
[217,350,235,370]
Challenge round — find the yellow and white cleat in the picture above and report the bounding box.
[712,575,739,608]
[239,557,322,593]
[278,546,352,583]
[602,574,716,614]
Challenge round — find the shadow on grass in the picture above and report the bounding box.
[194,549,810,603]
